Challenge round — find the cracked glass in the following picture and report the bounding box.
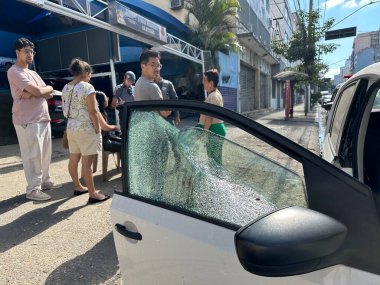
[127,110,306,227]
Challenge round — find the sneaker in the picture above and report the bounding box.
[41,181,63,190]
[26,190,51,201]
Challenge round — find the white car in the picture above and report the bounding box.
[321,90,332,104]
[323,62,380,186]
[112,98,380,285]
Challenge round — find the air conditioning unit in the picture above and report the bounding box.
[170,0,183,10]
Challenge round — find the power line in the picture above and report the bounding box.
[272,0,295,33]
[330,1,379,29]
[327,58,348,67]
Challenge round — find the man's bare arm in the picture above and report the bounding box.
[20,90,32,99]
[20,90,52,99]
[24,84,53,97]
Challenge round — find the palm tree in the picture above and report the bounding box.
[184,0,240,55]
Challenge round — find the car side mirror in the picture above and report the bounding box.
[322,102,333,111]
[235,206,347,277]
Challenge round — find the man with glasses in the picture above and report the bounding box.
[7,38,62,201]
[132,49,172,195]
[134,49,163,101]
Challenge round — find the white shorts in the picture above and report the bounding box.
[67,129,101,156]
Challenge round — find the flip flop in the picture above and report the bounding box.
[88,195,110,204]
[74,189,89,196]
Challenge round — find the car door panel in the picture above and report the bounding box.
[111,100,380,284]
[112,195,380,285]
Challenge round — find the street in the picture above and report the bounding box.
[0,104,321,285]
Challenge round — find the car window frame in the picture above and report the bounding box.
[328,81,360,158]
[357,80,380,183]
[120,101,321,229]
[336,79,369,170]
[120,101,371,208]
[124,109,307,229]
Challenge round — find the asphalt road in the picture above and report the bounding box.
[0,104,321,285]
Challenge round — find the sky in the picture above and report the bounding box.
[290,0,380,79]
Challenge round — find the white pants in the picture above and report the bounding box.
[14,122,52,194]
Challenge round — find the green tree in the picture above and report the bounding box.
[272,9,337,83]
[184,0,240,60]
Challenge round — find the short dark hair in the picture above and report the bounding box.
[204,69,219,87]
[68,58,93,77]
[15,38,34,50]
[139,49,160,64]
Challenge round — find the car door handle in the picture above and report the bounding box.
[115,223,142,240]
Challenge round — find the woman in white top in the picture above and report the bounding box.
[62,58,118,204]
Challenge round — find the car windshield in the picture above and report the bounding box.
[126,110,306,227]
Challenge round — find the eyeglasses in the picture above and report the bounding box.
[147,63,162,70]
[21,49,36,56]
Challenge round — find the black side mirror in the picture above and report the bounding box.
[322,102,333,111]
[235,207,347,277]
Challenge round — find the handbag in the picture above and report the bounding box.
[62,83,77,149]
[62,129,69,148]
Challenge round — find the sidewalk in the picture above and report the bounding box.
[253,103,320,155]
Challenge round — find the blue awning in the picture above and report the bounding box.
[118,0,191,38]
[0,1,192,56]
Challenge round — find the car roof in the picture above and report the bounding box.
[343,62,380,88]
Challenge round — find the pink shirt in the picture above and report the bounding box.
[7,65,50,125]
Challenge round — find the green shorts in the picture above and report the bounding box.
[196,123,226,137]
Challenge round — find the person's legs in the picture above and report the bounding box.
[41,122,52,184]
[39,122,62,189]
[14,123,51,200]
[81,154,107,200]
[14,123,43,193]
[68,153,87,191]
[75,130,108,203]
[207,124,226,166]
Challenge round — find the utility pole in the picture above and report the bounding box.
[305,0,313,115]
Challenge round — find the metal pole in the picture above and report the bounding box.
[304,0,313,116]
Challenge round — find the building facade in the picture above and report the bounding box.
[269,0,297,109]
[352,30,380,72]
[143,0,280,114]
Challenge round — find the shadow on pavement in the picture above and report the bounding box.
[0,197,85,253]
[0,195,28,216]
[0,182,73,215]
[0,152,69,176]
[45,232,119,285]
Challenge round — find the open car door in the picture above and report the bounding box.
[111,100,380,285]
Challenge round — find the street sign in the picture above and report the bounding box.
[325,27,357,40]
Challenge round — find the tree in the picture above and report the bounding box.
[272,9,337,83]
[184,0,240,63]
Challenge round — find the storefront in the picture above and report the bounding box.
[0,0,205,144]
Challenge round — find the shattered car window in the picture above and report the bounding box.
[127,111,306,227]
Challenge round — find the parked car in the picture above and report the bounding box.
[320,90,332,105]
[321,83,342,111]
[47,89,66,137]
[111,99,380,284]
[322,62,380,188]
[0,71,17,145]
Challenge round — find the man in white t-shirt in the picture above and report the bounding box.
[7,38,62,201]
